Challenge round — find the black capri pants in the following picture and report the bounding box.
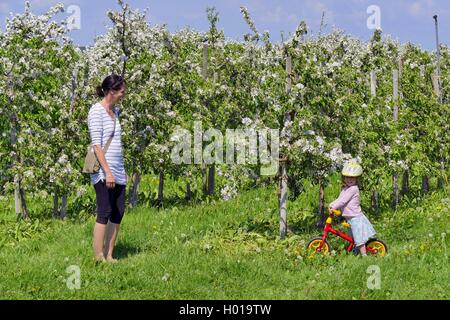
[94,179,126,224]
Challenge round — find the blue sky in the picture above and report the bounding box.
[0,0,448,50]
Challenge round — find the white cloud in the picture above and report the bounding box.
[306,0,335,24]
[405,0,442,18]
[408,2,422,17]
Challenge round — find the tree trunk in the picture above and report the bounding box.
[207,164,215,195]
[60,194,67,219]
[186,183,192,201]
[14,174,22,219]
[421,176,429,194]
[371,190,379,213]
[392,173,399,209]
[279,161,288,239]
[120,7,128,78]
[69,68,77,114]
[278,55,292,239]
[11,106,24,219]
[202,165,208,196]
[317,181,325,228]
[392,69,399,209]
[53,187,59,218]
[437,159,445,189]
[401,170,409,197]
[370,70,377,96]
[128,172,141,207]
[9,71,28,220]
[157,171,164,207]
[18,181,29,220]
[12,136,28,220]
[202,44,208,198]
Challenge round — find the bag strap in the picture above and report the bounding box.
[102,109,117,153]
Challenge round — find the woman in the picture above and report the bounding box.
[88,74,128,262]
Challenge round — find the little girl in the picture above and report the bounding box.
[329,160,376,256]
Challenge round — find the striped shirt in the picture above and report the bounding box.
[88,102,127,186]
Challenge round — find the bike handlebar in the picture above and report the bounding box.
[330,209,342,216]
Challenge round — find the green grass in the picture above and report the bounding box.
[0,180,449,299]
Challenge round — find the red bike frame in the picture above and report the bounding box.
[318,220,355,253]
[316,214,380,254]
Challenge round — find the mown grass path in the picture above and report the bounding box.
[0,185,448,299]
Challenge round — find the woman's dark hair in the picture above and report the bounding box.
[96,74,125,97]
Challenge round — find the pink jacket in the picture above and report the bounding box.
[329,185,363,218]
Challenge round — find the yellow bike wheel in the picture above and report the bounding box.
[306,237,331,257]
[365,239,388,257]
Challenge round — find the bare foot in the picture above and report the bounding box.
[105,257,118,263]
[95,255,106,263]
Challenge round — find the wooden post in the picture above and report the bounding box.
[393,69,399,121]
[286,56,292,93]
[318,181,325,227]
[400,55,409,198]
[12,128,22,218]
[400,61,410,197]
[18,183,29,220]
[53,187,59,218]
[419,67,429,194]
[69,68,77,114]
[207,70,218,196]
[56,68,79,218]
[422,176,429,194]
[202,168,207,195]
[60,194,67,219]
[371,190,379,214]
[202,43,209,196]
[431,72,445,189]
[419,65,425,78]
[401,171,409,197]
[370,70,379,212]
[207,165,215,195]
[128,172,140,207]
[186,183,192,201]
[120,5,128,78]
[202,43,208,79]
[279,158,288,239]
[392,69,399,209]
[431,73,440,97]
[158,171,164,207]
[279,56,292,239]
[84,61,89,89]
[319,11,326,36]
[7,72,29,219]
[370,70,377,97]
[433,15,442,104]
